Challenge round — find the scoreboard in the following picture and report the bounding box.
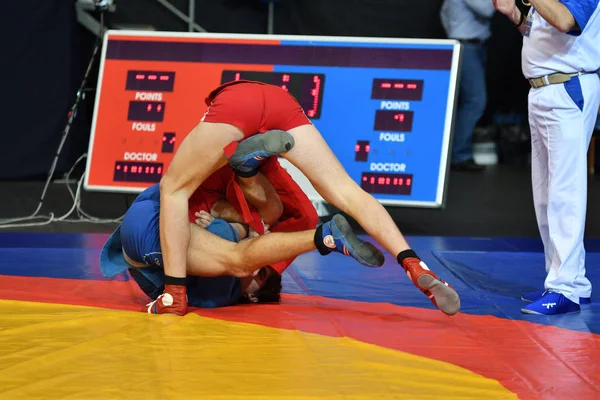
[85,31,461,208]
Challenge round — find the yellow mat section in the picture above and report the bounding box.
[0,299,517,400]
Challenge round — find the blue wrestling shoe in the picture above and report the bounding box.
[521,289,591,304]
[227,130,294,177]
[315,214,385,268]
[521,291,581,315]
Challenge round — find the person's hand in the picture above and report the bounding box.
[194,210,215,228]
[492,0,517,17]
[248,221,270,238]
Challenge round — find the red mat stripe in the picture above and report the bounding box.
[1,275,599,400]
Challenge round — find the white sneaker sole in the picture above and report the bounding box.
[521,308,580,315]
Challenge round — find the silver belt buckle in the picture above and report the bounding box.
[543,75,551,86]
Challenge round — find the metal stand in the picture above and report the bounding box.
[154,0,207,32]
[267,0,275,34]
[188,0,195,32]
[76,0,115,36]
[0,9,106,227]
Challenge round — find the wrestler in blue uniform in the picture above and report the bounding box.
[100,183,242,308]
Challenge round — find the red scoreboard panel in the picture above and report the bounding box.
[85,33,280,192]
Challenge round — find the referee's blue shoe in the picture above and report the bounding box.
[521,291,581,315]
[226,130,294,177]
[521,289,591,304]
[314,214,385,268]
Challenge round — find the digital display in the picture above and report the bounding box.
[162,133,176,153]
[221,71,325,119]
[114,161,164,183]
[126,71,176,92]
[360,173,413,195]
[127,101,166,122]
[371,79,424,101]
[86,31,460,208]
[373,110,414,132]
[355,140,370,162]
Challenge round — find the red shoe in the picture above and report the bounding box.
[401,257,460,316]
[146,284,188,315]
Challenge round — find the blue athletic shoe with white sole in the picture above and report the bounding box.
[521,291,581,315]
[316,214,385,268]
[227,130,294,176]
[521,289,591,304]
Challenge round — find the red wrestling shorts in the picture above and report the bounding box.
[188,158,318,274]
[201,80,312,137]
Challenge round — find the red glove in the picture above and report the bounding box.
[145,284,188,316]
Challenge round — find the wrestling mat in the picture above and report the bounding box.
[0,233,599,399]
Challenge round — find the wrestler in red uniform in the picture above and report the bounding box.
[188,156,319,275]
[154,80,461,317]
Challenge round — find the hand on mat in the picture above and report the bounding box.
[195,210,215,228]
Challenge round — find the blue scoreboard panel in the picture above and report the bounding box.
[87,31,461,208]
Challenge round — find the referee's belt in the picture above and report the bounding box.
[528,70,599,89]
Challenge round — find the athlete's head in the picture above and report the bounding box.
[240,266,282,303]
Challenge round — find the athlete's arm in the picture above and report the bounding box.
[258,157,319,233]
[210,199,246,223]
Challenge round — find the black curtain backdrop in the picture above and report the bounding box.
[0,0,87,179]
[1,0,529,180]
[275,0,446,38]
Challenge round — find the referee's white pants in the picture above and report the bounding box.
[528,73,600,304]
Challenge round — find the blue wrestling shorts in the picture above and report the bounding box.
[100,184,242,308]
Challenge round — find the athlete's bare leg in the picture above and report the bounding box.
[151,212,378,279]
[160,122,243,280]
[185,223,315,278]
[278,125,460,316]
[284,124,410,256]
